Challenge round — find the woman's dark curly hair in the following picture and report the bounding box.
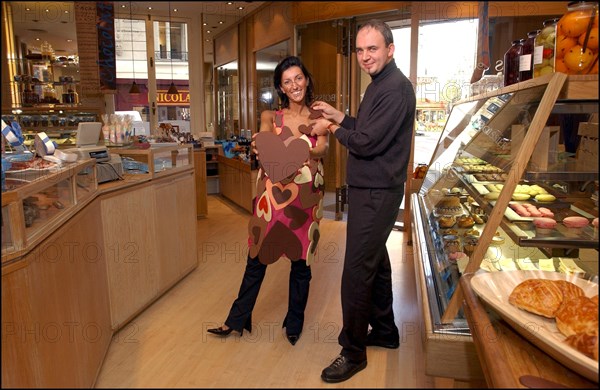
[273,56,314,109]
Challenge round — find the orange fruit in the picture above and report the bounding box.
[578,28,598,50]
[556,35,578,58]
[554,58,569,73]
[559,11,593,38]
[563,45,595,72]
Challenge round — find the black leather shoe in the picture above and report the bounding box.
[365,332,399,349]
[321,355,367,383]
[286,333,300,346]
[207,326,236,337]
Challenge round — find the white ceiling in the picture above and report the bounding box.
[8,1,264,59]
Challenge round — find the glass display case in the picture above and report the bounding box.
[1,157,97,262]
[110,143,194,179]
[411,72,598,378]
[2,107,99,149]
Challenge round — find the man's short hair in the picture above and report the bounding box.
[358,19,394,47]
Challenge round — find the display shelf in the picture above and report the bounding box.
[410,73,598,380]
[2,107,100,148]
[10,57,82,107]
[110,143,194,179]
[1,158,97,262]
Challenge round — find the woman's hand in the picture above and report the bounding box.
[250,132,259,159]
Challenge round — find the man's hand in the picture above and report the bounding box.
[311,101,345,124]
[310,118,331,137]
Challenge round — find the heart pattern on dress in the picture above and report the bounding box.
[266,180,299,210]
[255,131,309,183]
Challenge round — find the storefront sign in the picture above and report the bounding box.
[157,90,190,106]
[96,2,116,91]
[75,2,103,104]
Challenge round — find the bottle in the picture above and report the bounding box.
[503,39,524,86]
[68,89,79,105]
[533,18,560,77]
[556,1,598,75]
[519,30,540,81]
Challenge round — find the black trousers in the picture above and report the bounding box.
[224,255,312,335]
[339,186,404,362]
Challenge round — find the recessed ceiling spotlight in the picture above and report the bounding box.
[219,21,224,24]
[206,30,211,33]
[173,8,178,12]
[203,22,207,26]
[147,6,152,10]
[238,6,244,10]
[227,2,233,5]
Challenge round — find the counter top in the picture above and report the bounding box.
[460,273,597,388]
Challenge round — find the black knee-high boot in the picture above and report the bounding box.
[224,256,267,333]
[283,260,312,335]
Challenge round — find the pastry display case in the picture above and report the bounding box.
[2,107,99,149]
[410,72,598,380]
[1,157,97,262]
[110,143,194,179]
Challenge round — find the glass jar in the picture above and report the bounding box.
[519,30,540,81]
[534,18,560,77]
[556,0,599,75]
[504,39,524,86]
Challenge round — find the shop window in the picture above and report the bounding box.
[114,17,190,134]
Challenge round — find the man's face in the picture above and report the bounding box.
[355,27,394,76]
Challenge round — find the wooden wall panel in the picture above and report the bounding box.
[214,26,238,67]
[252,2,294,52]
[291,2,567,25]
[297,21,340,192]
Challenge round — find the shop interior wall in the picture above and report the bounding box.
[297,20,342,192]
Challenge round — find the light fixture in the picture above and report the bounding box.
[167,1,179,95]
[128,2,140,94]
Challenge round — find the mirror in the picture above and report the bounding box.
[255,40,290,130]
[216,60,239,140]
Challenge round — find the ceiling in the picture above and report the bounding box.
[7,1,265,59]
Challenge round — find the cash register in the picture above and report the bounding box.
[67,122,123,183]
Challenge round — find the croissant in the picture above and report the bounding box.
[564,332,598,361]
[508,279,563,318]
[555,295,598,337]
[552,280,585,310]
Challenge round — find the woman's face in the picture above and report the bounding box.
[280,66,308,104]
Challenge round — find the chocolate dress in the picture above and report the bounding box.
[248,110,324,265]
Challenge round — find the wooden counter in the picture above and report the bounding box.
[460,273,597,388]
[1,164,198,388]
[217,155,257,213]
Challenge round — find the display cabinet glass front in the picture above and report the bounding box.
[412,73,599,333]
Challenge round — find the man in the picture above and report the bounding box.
[310,19,416,383]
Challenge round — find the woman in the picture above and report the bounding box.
[207,56,329,345]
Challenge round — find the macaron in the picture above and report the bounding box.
[562,216,589,228]
[533,217,557,234]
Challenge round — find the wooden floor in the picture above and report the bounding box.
[95,195,435,388]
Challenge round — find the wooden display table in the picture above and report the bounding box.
[217,155,257,213]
